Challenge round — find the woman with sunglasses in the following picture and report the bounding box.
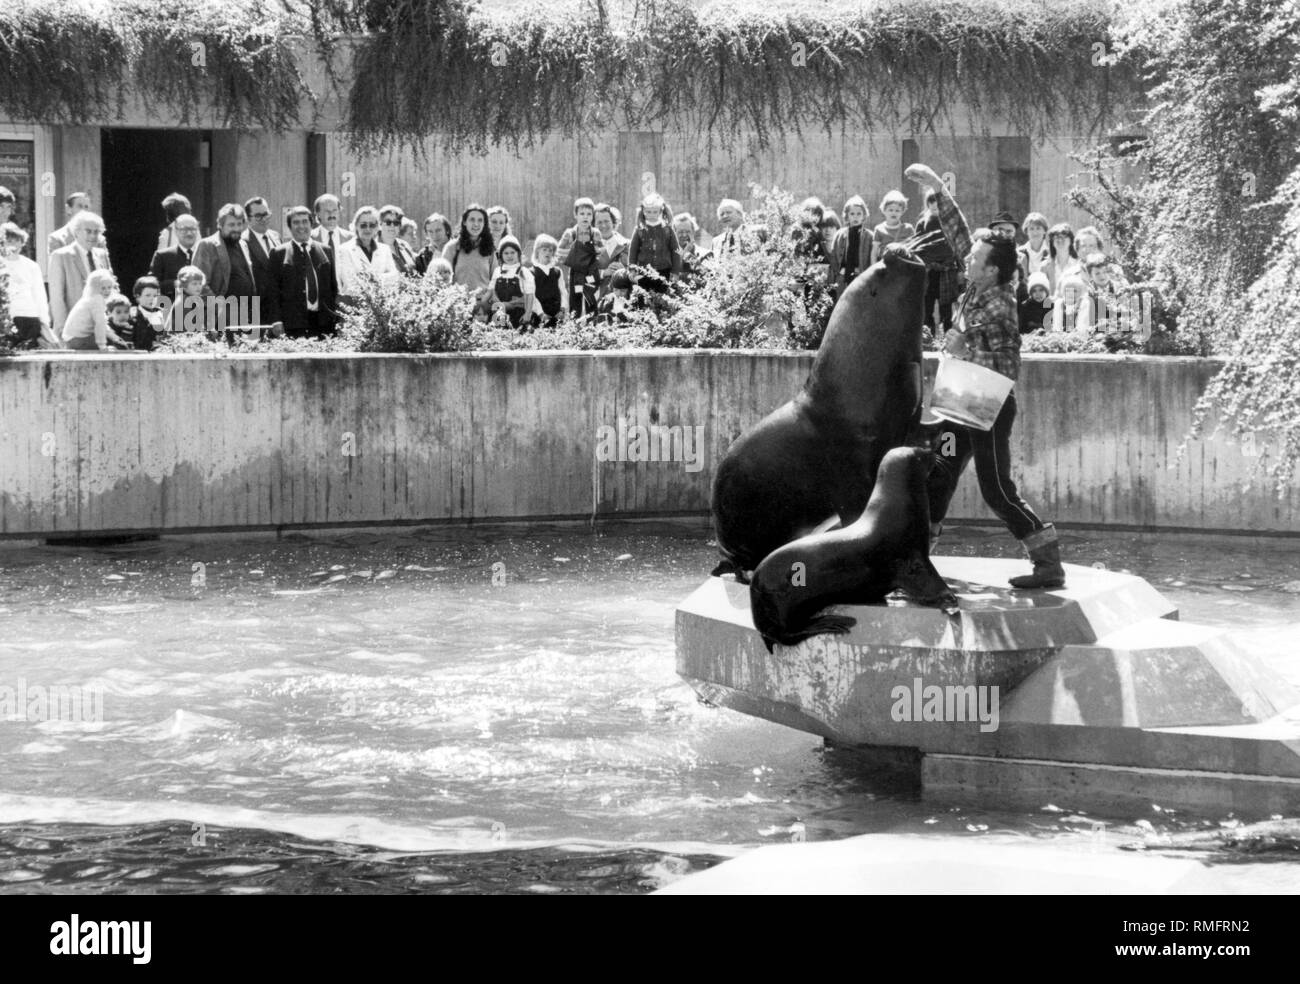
[378,204,419,276]
[334,205,400,297]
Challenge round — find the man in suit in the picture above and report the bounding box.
[267,206,338,338]
[148,212,201,298]
[192,203,259,327]
[48,191,93,256]
[47,210,113,337]
[156,192,192,253]
[242,196,281,312]
[310,193,353,293]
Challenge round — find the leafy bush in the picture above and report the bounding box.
[335,275,478,353]
[612,184,834,349]
[1068,0,1300,354]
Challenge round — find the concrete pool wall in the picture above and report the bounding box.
[0,351,1294,537]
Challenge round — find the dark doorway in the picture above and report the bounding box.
[101,129,210,289]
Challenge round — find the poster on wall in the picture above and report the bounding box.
[0,140,37,260]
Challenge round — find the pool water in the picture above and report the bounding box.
[2,520,1300,894]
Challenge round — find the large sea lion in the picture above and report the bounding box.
[748,446,957,652]
[711,241,932,579]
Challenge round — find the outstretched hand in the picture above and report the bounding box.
[905,163,942,188]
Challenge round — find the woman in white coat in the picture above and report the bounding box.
[334,205,400,297]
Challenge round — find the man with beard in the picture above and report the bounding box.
[193,203,260,328]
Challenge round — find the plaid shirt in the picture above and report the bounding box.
[934,185,1021,382]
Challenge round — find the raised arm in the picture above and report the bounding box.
[905,164,972,264]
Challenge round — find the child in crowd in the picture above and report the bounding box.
[870,190,914,265]
[628,193,681,293]
[1018,271,1053,333]
[558,197,604,318]
[818,210,841,285]
[169,266,208,334]
[597,270,633,324]
[1079,252,1125,333]
[530,234,568,327]
[129,276,166,351]
[830,194,870,298]
[1052,275,1090,332]
[425,257,454,287]
[820,209,840,250]
[106,293,134,346]
[62,269,128,351]
[793,197,827,263]
[488,235,534,329]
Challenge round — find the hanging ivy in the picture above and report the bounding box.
[2,0,1137,148]
[341,0,1139,156]
[0,3,125,124]
[0,0,313,131]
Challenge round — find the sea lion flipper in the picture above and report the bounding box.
[760,614,857,653]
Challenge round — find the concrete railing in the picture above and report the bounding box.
[0,351,1293,537]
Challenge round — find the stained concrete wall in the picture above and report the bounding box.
[0,352,1291,537]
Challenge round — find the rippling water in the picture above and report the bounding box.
[2,520,1300,894]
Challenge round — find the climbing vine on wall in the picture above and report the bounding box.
[340,0,1138,156]
[2,0,1137,148]
[0,0,312,130]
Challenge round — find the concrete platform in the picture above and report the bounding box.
[676,558,1300,815]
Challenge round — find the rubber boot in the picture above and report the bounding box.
[1008,523,1065,589]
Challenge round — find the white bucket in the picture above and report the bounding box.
[928,356,1015,431]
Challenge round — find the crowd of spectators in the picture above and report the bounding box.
[0,180,1139,353]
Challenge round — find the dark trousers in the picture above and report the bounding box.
[10,316,43,347]
[926,392,1045,542]
[284,309,336,339]
[569,283,598,318]
[924,270,953,332]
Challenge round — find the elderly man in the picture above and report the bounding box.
[906,162,1065,590]
[148,212,201,298]
[156,192,192,252]
[266,206,337,339]
[310,193,353,293]
[193,203,259,327]
[48,191,93,254]
[710,198,767,257]
[47,210,113,337]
